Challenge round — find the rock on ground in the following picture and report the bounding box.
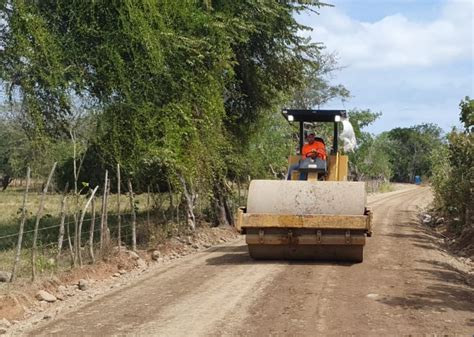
[0,319,11,328]
[136,259,147,269]
[151,251,160,261]
[0,271,11,283]
[78,279,88,291]
[36,291,57,303]
[127,251,140,260]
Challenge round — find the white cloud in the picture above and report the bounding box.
[303,0,473,69]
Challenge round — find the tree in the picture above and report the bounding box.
[459,96,474,132]
[343,110,391,181]
[431,97,473,232]
[387,124,443,182]
[291,53,350,109]
[1,0,331,226]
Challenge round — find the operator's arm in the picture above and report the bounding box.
[301,144,310,158]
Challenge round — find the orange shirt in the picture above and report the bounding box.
[302,141,327,160]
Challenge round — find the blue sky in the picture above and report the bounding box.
[297,0,473,134]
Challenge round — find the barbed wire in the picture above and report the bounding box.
[0,209,148,241]
[0,216,139,242]
[0,216,101,240]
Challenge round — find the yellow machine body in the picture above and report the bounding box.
[238,152,371,262]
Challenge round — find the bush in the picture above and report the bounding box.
[431,97,473,233]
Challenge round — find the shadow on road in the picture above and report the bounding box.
[207,245,248,253]
[205,246,355,268]
[378,259,474,313]
[416,259,474,286]
[383,232,434,244]
[378,284,473,313]
[412,243,437,251]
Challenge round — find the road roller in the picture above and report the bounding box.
[236,109,372,262]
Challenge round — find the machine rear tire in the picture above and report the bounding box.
[248,244,363,263]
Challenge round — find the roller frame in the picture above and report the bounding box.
[236,208,372,262]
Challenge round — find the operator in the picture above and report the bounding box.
[286,132,327,180]
[302,132,327,161]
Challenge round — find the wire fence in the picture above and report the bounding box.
[0,209,152,282]
[0,165,182,283]
[0,164,251,284]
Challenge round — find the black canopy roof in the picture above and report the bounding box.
[282,109,347,122]
[281,109,347,154]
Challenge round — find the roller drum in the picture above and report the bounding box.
[246,180,366,216]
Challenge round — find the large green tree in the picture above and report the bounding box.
[0,0,328,225]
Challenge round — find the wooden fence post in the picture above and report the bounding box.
[32,162,57,281]
[66,216,75,263]
[117,164,122,249]
[10,167,31,282]
[104,179,111,245]
[100,170,108,251]
[147,185,151,233]
[78,186,99,266]
[56,182,69,262]
[89,196,96,263]
[128,179,137,251]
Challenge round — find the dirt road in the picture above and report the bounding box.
[25,186,474,336]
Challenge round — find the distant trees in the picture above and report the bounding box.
[0,118,32,188]
[345,112,444,184]
[386,123,443,182]
[345,110,388,181]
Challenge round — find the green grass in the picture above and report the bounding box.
[378,182,395,193]
[366,181,395,194]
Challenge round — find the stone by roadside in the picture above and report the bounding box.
[0,272,11,283]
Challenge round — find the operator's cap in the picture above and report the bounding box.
[307,131,315,136]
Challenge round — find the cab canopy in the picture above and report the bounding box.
[281,109,347,154]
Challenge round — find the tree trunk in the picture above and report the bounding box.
[167,179,174,210]
[178,175,196,231]
[155,184,168,222]
[2,175,12,191]
[215,196,229,226]
[213,181,233,227]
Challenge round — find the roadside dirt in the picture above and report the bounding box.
[0,226,238,327]
[6,185,474,336]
